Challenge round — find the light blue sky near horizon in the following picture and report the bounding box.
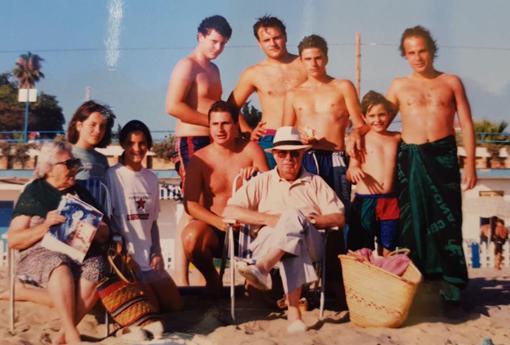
[1,0,509,137]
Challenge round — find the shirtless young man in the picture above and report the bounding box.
[182,101,268,294]
[282,34,366,306]
[387,26,477,303]
[347,91,401,256]
[228,16,307,168]
[165,15,231,285]
[283,34,366,212]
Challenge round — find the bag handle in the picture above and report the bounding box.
[388,248,411,256]
[107,245,137,284]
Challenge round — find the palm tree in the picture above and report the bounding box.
[12,52,44,142]
[474,119,509,167]
[12,52,45,88]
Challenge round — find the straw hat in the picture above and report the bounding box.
[264,126,311,153]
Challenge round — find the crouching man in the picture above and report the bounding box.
[223,126,344,333]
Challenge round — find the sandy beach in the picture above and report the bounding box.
[1,267,509,345]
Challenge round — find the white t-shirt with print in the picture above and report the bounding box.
[106,164,160,271]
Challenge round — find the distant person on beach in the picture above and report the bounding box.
[67,100,116,217]
[387,25,477,304]
[106,120,182,312]
[494,218,508,270]
[347,91,401,257]
[182,101,267,294]
[479,218,492,246]
[165,15,232,286]
[6,141,110,345]
[223,126,344,334]
[228,16,307,168]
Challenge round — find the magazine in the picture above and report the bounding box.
[41,194,103,262]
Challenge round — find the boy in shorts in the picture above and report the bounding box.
[347,91,401,256]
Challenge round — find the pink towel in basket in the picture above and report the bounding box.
[348,248,411,276]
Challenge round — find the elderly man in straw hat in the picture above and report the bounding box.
[223,126,345,333]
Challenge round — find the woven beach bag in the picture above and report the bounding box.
[97,247,159,327]
[338,249,422,328]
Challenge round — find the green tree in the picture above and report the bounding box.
[30,93,65,138]
[0,73,64,140]
[12,52,45,88]
[474,119,509,162]
[152,135,177,161]
[241,101,262,129]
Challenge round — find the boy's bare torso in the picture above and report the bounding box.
[356,131,401,194]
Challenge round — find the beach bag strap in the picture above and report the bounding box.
[388,248,410,256]
[107,249,136,284]
[106,237,140,284]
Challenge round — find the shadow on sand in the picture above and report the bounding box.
[405,274,510,326]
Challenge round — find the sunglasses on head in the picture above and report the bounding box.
[55,158,82,169]
[274,150,301,158]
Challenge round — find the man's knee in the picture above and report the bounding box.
[181,224,203,256]
[181,222,218,259]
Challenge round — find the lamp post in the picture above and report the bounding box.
[18,88,37,142]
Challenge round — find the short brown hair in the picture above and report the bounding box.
[253,16,286,40]
[361,90,394,115]
[399,25,438,58]
[198,15,232,39]
[298,34,328,57]
[208,100,239,124]
[67,100,116,148]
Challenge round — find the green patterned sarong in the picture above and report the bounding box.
[397,135,468,301]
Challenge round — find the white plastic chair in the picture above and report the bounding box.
[2,233,16,335]
[219,174,254,321]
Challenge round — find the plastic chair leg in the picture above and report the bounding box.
[8,248,16,335]
[229,226,236,321]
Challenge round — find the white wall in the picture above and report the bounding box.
[462,177,510,240]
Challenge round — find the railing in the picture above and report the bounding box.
[463,239,510,269]
[0,130,176,144]
[1,130,509,144]
[475,132,510,144]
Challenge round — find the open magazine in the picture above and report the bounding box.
[41,194,103,262]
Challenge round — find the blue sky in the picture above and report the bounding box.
[1,0,509,137]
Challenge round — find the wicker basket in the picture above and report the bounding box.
[339,252,422,328]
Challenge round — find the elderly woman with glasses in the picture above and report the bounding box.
[6,141,110,345]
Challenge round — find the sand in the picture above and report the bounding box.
[1,267,509,345]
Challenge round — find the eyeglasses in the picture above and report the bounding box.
[274,150,301,158]
[55,158,82,169]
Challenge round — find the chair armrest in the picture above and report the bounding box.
[224,218,238,225]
